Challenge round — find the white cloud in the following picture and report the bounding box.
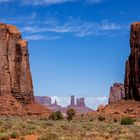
[21,19,122,37]
[87,0,105,4]
[100,21,120,31]
[0,0,13,2]
[2,13,126,39]
[97,96,107,102]
[22,0,77,5]
[21,26,46,33]
[51,96,70,106]
[24,34,61,40]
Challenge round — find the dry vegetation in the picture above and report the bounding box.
[0,115,139,140]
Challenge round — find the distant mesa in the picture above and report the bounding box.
[35,95,93,114]
[0,23,49,116]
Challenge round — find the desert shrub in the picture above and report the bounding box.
[89,118,94,122]
[98,116,105,121]
[49,111,63,121]
[10,131,19,138]
[0,133,9,140]
[66,108,76,121]
[38,132,58,140]
[121,117,135,125]
[61,124,69,130]
[114,118,118,123]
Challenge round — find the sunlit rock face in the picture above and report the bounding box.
[0,23,34,104]
[125,22,140,100]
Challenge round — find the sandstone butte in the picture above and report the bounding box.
[125,22,140,101]
[95,22,140,119]
[109,22,140,103]
[0,23,50,116]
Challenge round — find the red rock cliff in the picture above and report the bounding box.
[125,22,140,100]
[0,23,34,104]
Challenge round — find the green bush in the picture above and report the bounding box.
[10,131,19,138]
[121,117,135,125]
[98,116,105,121]
[66,108,76,121]
[49,111,63,121]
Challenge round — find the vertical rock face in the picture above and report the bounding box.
[0,23,34,104]
[125,22,140,100]
[69,95,75,107]
[108,83,125,104]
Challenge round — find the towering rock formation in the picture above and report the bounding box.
[108,83,125,104]
[0,23,34,104]
[68,95,76,107]
[76,98,86,107]
[125,22,140,100]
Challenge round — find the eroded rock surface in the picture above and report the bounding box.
[0,23,50,116]
[108,83,125,104]
[0,23,34,104]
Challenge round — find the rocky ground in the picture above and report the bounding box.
[96,99,140,120]
[0,95,50,116]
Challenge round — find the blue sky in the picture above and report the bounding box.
[0,0,140,109]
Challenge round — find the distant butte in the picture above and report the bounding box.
[108,83,125,104]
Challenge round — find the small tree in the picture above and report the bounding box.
[66,108,76,121]
[121,117,135,125]
[49,111,63,121]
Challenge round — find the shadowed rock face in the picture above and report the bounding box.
[125,22,140,100]
[0,23,34,104]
